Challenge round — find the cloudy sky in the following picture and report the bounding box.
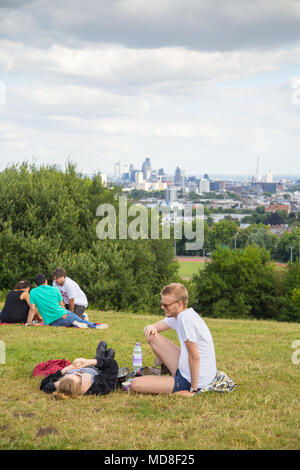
[1,0,300,178]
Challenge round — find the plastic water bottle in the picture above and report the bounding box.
[133,343,142,374]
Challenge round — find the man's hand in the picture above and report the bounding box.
[144,324,158,337]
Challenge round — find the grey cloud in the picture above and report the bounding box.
[0,0,31,7]
[1,0,300,51]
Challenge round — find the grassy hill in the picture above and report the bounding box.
[0,309,299,450]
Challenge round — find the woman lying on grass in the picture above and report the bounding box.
[40,341,118,398]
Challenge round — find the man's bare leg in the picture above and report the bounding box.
[130,375,175,394]
[129,332,181,394]
[146,332,180,376]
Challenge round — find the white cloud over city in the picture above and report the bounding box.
[1,0,300,176]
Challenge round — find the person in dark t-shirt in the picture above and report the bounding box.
[0,280,42,324]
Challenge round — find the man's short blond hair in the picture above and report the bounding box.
[161,283,189,308]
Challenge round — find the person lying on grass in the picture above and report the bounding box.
[130,283,217,397]
[40,341,118,398]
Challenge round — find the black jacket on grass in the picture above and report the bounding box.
[40,357,119,396]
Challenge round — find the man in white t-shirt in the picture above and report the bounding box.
[130,283,217,396]
[52,267,89,320]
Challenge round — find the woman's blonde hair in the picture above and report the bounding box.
[52,375,82,400]
[161,283,189,308]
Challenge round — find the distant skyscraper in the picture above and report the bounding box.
[175,166,185,186]
[142,157,151,181]
[198,178,210,194]
[256,156,261,182]
[165,187,178,203]
[265,170,273,183]
[135,171,144,184]
[114,161,121,179]
[122,164,129,179]
[210,180,226,191]
[101,173,107,186]
[129,164,135,182]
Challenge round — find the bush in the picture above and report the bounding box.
[193,245,300,322]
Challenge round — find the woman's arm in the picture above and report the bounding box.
[72,358,97,369]
[61,364,77,374]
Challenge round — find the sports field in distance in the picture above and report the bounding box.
[176,258,206,280]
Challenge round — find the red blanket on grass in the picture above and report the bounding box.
[33,359,72,377]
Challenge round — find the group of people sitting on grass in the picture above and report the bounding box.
[0,267,108,329]
[1,278,235,399]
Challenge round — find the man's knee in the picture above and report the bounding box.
[144,332,157,345]
[145,334,152,345]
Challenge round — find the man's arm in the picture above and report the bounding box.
[186,340,200,392]
[144,319,170,337]
[27,303,38,325]
[174,340,200,397]
[59,301,66,309]
[68,298,75,312]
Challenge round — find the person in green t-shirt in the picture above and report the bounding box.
[28,274,108,330]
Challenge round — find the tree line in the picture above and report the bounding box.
[1,163,299,322]
[0,163,178,313]
[175,218,300,262]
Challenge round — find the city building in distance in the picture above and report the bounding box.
[105,157,300,223]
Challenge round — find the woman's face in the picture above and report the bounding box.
[69,373,92,394]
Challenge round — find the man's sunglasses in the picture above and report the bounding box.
[161,300,179,309]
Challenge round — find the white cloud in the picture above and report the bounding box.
[1,2,300,175]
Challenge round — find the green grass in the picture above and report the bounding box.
[177,261,204,280]
[0,309,299,450]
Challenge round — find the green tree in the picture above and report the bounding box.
[193,246,282,320]
[247,225,278,251]
[209,219,239,250]
[273,229,300,262]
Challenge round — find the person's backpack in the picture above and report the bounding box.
[33,359,71,377]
